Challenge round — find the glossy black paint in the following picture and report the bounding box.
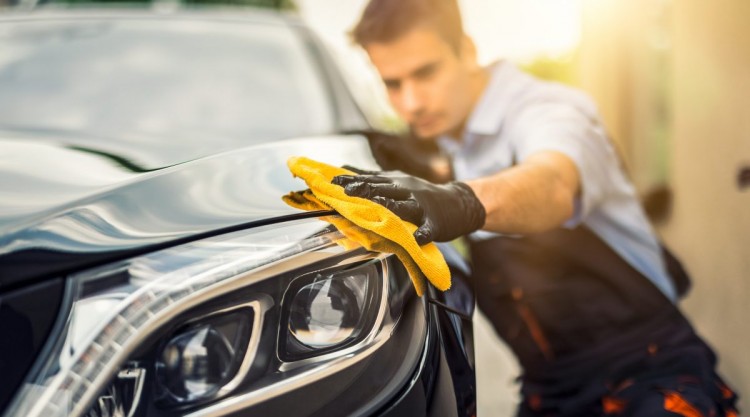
[0,136,379,289]
[428,245,475,320]
[377,257,477,417]
[378,304,476,417]
[0,278,65,412]
[0,10,369,290]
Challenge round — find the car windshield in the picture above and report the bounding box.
[0,16,336,146]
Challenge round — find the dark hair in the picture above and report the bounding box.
[351,0,464,54]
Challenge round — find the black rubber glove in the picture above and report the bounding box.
[332,171,486,245]
[348,129,453,184]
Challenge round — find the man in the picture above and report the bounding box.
[333,0,739,415]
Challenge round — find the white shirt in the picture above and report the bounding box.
[437,61,677,301]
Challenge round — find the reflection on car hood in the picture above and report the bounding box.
[0,134,378,288]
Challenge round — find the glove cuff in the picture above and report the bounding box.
[450,181,487,233]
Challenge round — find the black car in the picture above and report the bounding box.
[0,8,476,417]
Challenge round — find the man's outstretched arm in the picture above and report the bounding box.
[333,150,582,244]
[466,150,581,235]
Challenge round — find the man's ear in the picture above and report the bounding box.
[459,35,480,72]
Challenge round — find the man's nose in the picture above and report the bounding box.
[400,81,423,115]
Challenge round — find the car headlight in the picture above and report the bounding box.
[155,307,254,404]
[5,218,421,417]
[282,262,379,360]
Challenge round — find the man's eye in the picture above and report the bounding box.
[384,80,400,90]
[414,64,437,80]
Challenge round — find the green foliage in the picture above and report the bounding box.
[519,51,579,86]
[183,0,295,9]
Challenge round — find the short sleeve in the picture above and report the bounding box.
[507,101,620,227]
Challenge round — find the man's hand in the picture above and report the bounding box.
[352,130,452,184]
[332,171,486,245]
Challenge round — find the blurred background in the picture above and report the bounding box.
[1,0,748,414]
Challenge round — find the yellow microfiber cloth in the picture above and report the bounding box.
[282,156,451,296]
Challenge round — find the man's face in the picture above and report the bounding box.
[365,27,476,139]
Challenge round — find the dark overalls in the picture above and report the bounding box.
[469,225,739,416]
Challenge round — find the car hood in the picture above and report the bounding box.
[0,134,378,288]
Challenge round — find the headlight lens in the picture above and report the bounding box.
[289,273,368,348]
[282,262,380,360]
[7,218,413,417]
[156,309,253,404]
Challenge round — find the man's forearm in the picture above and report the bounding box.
[465,151,580,235]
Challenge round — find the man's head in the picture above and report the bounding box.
[352,0,484,139]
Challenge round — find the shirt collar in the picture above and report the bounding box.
[437,60,521,151]
[464,60,519,137]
